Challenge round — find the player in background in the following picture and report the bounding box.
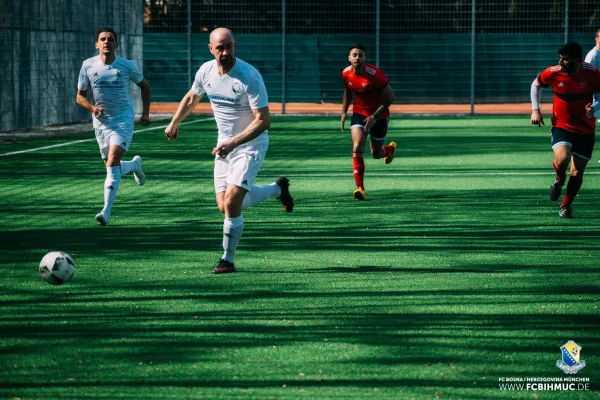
[584,28,600,162]
[76,27,151,226]
[164,28,294,274]
[530,41,600,218]
[341,44,397,201]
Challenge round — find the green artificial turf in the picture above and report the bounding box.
[0,116,598,399]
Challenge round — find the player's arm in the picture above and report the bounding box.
[212,107,271,158]
[341,86,352,131]
[530,77,545,127]
[165,89,204,140]
[136,79,151,126]
[364,85,395,132]
[76,89,103,118]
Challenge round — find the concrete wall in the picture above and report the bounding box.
[0,0,143,131]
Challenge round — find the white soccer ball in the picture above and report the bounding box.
[39,251,75,285]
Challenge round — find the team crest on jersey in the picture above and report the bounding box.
[231,82,241,94]
[116,70,122,78]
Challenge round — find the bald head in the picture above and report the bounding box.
[210,28,234,44]
[208,27,236,72]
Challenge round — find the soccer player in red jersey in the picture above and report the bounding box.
[341,44,397,200]
[531,41,600,218]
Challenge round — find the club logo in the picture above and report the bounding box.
[556,341,586,374]
[231,82,241,94]
[116,70,122,78]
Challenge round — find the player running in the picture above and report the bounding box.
[531,41,600,218]
[341,44,397,201]
[165,28,294,274]
[76,27,151,226]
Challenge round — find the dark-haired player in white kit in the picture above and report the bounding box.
[77,27,151,226]
[165,28,294,274]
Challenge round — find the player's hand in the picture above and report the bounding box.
[93,106,104,118]
[585,103,594,119]
[341,113,347,131]
[139,114,151,126]
[364,115,377,132]
[212,139,236,158]
[165,123,179,140]
[531,110,544,127]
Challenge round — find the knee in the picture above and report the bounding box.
[570,169,584,178]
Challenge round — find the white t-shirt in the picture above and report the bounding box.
[192,58,269,145]
[584,47,600,119]
[78,56,143,130]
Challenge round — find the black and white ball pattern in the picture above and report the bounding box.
[39,251,75,285]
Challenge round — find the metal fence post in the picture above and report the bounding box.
[282,0,286,114]
[376,0,380,67]
[564,0,569,42]
[187,0,192,88]
[470,0,476,115]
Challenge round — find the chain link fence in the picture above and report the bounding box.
[1,0,143,132]
[2,1,600,131]
[143,0,600,111]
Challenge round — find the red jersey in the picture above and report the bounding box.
[537,63,600,134]
[342,63,390,119]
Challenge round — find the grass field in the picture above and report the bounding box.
[1,116,599,399]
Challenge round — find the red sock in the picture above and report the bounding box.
[352,152,365,189]
[553,160,566,183]
[381,145,394,158]
[561,175,583,207]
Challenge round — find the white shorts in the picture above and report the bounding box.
[214,141,268,193]
[95,126,133,160]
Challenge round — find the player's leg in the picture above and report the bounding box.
[231,142,293,212]
[97,143,126,226]
[211,145,263,274]
[213,156,238,274]
[116,129,145,185]
[368,118,395,163]
[550,128,571,201]
[214,184,247,273]
[350,114,367,200]
[559,133,594,218]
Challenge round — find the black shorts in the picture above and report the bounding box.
[551,127,595,160]
[351,113,389,140]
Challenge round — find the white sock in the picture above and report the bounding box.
[241,183,281,209]
[222,216,244,263]
[120,159,136,176]
[102,166,121,215]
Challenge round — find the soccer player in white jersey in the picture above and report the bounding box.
[164,27,294,274]
[584,28,600,162]
[76,27,152,226]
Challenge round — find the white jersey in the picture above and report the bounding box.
[585,47,600,119]
[78,55,143,130]
[192,58,269,145]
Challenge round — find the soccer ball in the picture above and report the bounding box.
[39,251,75,285]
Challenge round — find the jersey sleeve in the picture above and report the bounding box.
[129,61,143,84]
[371,67,389,90]
[585,50,597,65]
[246,70,269,109]
[77,64,89,91]
[591,68,600,92]
[536,67,553,88]
[191,65,206,96]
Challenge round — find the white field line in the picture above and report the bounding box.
[0,117,214,158]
